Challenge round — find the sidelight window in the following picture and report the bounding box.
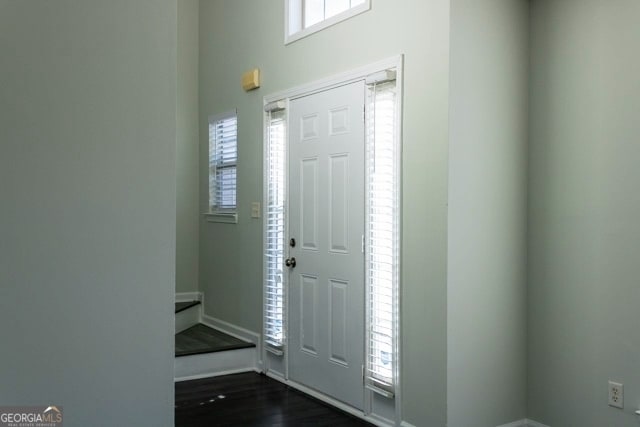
[364,72,399,397]
[264,102,287,351]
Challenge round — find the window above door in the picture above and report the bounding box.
[285,0,371,44]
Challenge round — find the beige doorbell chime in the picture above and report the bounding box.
[242,68,260,91]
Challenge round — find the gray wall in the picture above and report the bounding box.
[176,0,200,294]
[198,0,450,424]
[447,0,529,426]
[528,0,640,426]
[0,1,177,426]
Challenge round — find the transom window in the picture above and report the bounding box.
[286,0,371,44]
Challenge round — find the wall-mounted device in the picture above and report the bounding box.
[242,68,260,91]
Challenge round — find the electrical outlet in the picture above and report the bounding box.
[608,381,624,409]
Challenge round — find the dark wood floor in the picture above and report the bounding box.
[175,372,372,426]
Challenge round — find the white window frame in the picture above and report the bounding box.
[284,0,371,45]
[206,110,238,224]
[263,101,288,353]
[262,56,403,424]
[364,73,399,398]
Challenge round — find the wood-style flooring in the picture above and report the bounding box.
[175,372,373,426]
[175,324,255,357]
[175,301,201,313]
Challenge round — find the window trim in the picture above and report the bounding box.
[364,76,399,398]
[205,110,238,224]
[204,212,238,224]
[284,0,371,45]
[263,103,288,351]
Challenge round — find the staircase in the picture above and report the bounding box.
[174,297,258,381]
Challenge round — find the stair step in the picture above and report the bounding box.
[175,324,255,358]
[175,300,201,314]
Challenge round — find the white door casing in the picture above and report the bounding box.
[287,81,366,410]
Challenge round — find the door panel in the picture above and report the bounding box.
[301,158,319,250]
[300,274,318,355]
[329,278,348,365]
[329,154,349,253]
[288,81,365,410]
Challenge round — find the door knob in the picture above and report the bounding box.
[285,257,297,268]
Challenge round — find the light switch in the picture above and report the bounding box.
[251,202,261,218]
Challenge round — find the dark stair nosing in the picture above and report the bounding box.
[175,300,201,314]
[175,323,255,358]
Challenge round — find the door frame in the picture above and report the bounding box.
[261,55,404,426]
[287,79,367,411]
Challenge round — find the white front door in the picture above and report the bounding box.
[287,81,366,410]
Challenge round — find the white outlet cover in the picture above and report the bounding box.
[608,381,624,409]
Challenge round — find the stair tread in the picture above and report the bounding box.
[175,301,201,314]
[175,323,255,357]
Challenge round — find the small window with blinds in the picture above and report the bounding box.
[285,0,371,44]
[208,111,238,223]
[264,104,287,352]
[365,74,399,397]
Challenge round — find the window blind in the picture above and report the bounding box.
[264,108,287,350]
[209,113,238,212]
[365,79,399,396]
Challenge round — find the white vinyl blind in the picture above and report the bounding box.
[365,78,399,396]
[264,107,287,350]
[209,112,238,213]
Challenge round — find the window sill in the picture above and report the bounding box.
[204,212,238,224]
[365,383,395,399]
[265,343,284,357]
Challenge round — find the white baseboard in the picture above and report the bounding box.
[496,419,549,427]
[402,419,541,427]
[174,346,256,381]
[367,413,394,427]
[201,314,259,345]
[174,294,263,380]
[497,420,527,427]
[175,292,203,302]
[201,313,263,370]
[175,304,201,334]
[265,372,393,427]
[525,420,550,427]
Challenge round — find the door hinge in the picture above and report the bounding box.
[362,365,365,385]
[362,104,366,122]
[361,234,365,253]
